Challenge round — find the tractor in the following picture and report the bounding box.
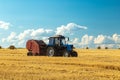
[26,35,78,57]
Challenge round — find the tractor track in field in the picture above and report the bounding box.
[53,62,120,71]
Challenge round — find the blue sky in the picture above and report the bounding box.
[0,0,120,48]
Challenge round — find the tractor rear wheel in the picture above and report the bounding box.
[63,50,70,57]
[27,51,33,56]
[47,47,55,57]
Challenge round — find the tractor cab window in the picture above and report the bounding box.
[61,38,66,45]
[49,38,54,45]
[55,38,60,46]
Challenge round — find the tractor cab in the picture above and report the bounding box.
[48,35,68,46]
[47,35,77,57]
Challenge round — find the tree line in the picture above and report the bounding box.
[0,45,16,49]
[0,45,120,49]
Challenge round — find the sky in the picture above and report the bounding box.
[0,0,120,48]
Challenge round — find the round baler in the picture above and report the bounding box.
[26,40,47,56]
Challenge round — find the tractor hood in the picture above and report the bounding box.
[64,44,73,51]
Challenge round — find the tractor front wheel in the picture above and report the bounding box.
[47,47,55,57]
[71,51,78,57]
[63,50,70,57]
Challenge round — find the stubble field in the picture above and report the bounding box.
[0,49,120,80]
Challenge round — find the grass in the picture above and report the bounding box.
[0,49,120,80]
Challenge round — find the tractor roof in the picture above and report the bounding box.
[49,35,65,39]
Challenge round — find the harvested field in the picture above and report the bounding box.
[0,49,120,80]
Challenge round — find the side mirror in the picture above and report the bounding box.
[68,37,69,41]
[65,37,69,41]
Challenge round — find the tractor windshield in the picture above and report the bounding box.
[60,37,69,45]
[61,38,66,45]
[48,35,69,46]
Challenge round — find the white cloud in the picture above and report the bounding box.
[1,22,120,49]
[81,34,94,45]
[69,35,94,48]
[112,33,120,43]
[93,34,120,48]
[31,28,53,37]
[56,23,87,35]
[7,32,16,42]
[18,40,25,46]
[68,38,81,48]
[1,32,17,47]
[17,28,53,47]
[31,28,45,37]
[70,34,120,48]
[70,38,80,44]
[1,38,5,43]
[94,35,105,44]
[94,34,118,45]
[0,21,11,30]
[1,28,54,47]
[18,29,34,40]
[45,29,53,34]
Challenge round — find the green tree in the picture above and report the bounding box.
[0,46,2,49]
[8,45,16,50]
[105,47,108,49]
[97,46,101,49]
[86,47,89,49]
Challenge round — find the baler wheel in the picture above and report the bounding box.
[27,51,33,56]
[47,47,55,57]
